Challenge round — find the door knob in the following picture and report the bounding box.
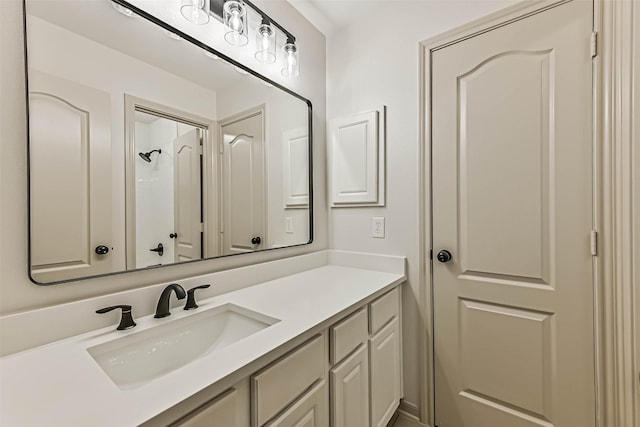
[251,236,262,245]
[169,233,177,239]
[95,245,110,255]
[436,250,452,263]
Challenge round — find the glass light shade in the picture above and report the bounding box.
[223,1,248,47]
[255,23,276,64]
[281,43,299,78]
[180,0,210,25]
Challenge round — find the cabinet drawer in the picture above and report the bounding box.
[252,335,325,426]
[330,307,368,365]
[369,286,400,335]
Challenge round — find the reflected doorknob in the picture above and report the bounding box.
[436,250,452,263]
[251,237,262,245]
[95,245,110,255]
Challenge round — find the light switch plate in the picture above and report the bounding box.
[372,217,385,238]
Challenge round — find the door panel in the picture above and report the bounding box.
[221,111,266,255]
[174,128,202,262]
[432,1,594,426]
[29,70,112,282]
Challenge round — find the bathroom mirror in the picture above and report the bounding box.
[25,0,312,284]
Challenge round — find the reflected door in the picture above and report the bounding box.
[29,70,112,282]
[221,111,266,255]
[174,128,203,262]
[432,1,594,426]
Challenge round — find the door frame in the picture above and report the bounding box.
[124,95,219,269]
[218,104,269,254]
[418,0,639,426]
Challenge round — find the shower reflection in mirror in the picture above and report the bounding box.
[126,97,215,270]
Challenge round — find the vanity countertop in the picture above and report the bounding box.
[0,254,405,426]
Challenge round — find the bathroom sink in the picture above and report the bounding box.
[88,304,279,390]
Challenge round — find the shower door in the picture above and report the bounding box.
[431,1,595,426]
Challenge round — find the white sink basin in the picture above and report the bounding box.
[88,304,279,390]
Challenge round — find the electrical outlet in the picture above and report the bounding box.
[372,217,385,238]
[285,217,294,234]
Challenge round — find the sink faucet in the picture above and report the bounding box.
[154,284,186,318]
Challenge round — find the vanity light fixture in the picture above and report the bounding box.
[255,19,276,64]
[223,0,248,46]
[181,0,211,25]
[175,0,300,78]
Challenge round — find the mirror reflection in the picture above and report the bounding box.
[26,0,312,284]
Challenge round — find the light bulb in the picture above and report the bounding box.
[230,11,242,31]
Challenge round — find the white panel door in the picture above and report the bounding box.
[28,70,112,282]
[330,344,369,427]
[221,112,266,255]
[432,1,594,426]
[173,128,202,262]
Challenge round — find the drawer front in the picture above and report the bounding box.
[252,335,325,426]
[330,307,368,365]
[369,286,400,335]
[264,380,328,427]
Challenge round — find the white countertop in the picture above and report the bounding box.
[0,260,405,426]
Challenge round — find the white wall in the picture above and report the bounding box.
[324,0,518,415]
[216,77,310,248]
[0,0,326,329]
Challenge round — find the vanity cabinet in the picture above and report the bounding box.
[148,286,402,427]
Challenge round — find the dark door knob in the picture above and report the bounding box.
[251,236,262,245]
[437,250,452,263]
[169,233,177,239]
[95,245,110,255]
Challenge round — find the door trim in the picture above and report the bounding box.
[594,0,639,426]
[419,0,638,426]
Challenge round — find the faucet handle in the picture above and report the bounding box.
[96,305,136,330]
[184,284,211,310]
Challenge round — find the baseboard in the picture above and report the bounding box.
[398,400,420,419]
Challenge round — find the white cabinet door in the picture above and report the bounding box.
[330,344,369,427]
[369,318,401,427]
[265,380,328,427]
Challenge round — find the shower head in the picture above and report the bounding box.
[138,149,162,162]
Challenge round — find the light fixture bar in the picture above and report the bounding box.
[208,0,296,43]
